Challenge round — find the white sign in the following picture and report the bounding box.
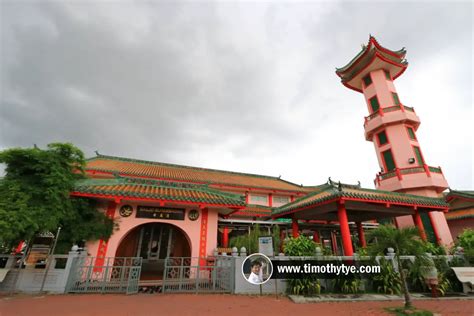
[258,236,274,257]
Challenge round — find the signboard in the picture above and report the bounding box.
[136,206,185,220]
[258,236,274,257]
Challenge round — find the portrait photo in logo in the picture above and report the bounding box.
[241,253,273,285]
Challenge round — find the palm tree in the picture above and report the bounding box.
[367,224,431,309]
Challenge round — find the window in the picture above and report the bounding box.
[363,74,372,87]
[250,194,268,205]
[377,131,388,146]
[273,196,290,206]
[369,96,380,112]
[384,70,391,80]
[407,127,416,140]
[382,150,396,171]
[392,92,401,106]
[413,146,424,166]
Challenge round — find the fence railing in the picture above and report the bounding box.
[162,257,234,293]
[0,252,78,293]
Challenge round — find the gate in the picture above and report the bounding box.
[163,257,234,293]
[66,256,142,294]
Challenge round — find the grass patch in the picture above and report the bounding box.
[385,306,433,316]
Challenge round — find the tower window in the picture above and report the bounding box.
[369,96,380,112]
[382,150,396,171]
[392,92,401,106]
[413,146,425,166]
[407,127,417,140]
[363,74,372,87]
[377,131,388,146]
[384,70,391,80]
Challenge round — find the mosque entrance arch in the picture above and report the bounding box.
[116,222,191,280]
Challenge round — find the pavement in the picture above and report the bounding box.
[1,294,473,316]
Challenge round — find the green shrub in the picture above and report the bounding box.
[288,277,321,296]
[284,235,317,256]
[371,257,401,295]
[332,275,362,294]
[284,235,321,296]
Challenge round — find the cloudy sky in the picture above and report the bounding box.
[1,1,472,190]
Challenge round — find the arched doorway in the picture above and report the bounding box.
[116,223,191,280]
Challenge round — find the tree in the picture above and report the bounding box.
[367,224,431,309]
[0,143,113,252]
[456,228,474,264]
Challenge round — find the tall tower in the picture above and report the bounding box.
[336,36,453,245]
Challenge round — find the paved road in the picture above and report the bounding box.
[1,294,473,316]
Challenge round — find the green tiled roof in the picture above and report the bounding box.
[446,190,474,201]
[72,176,246,207]
[85,154,311,192]
[336,35,406,72]
[273,180,448,216]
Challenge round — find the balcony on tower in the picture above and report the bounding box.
[363,103,420,140]
[374,165,449,194]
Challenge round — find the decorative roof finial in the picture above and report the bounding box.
[338,181,342,192]
[94,150,100,156]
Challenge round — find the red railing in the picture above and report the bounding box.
[364,104,416,125]
[374,165,444,186]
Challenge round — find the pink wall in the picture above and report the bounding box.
[86,201,219,259]
[448,218,474,239]
[362,69,397,112]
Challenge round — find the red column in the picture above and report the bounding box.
[356,222,366,248]
[292,218,299,238]
[331,231,338,255]
[428,212,441,245]
[337,201,354,256]
[313,230,320,243]
[222,227,229,248]
[412,210,427,241]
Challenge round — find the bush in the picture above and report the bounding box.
[332,273,362,294]
[456,229,474,264]
[284,235,321,296]
[284,235,317,256]
[371,257,401,295]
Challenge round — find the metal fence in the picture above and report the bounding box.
[66,256,142,294]
[163,257,234,293]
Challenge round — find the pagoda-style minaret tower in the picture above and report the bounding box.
[336,36,453,245]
